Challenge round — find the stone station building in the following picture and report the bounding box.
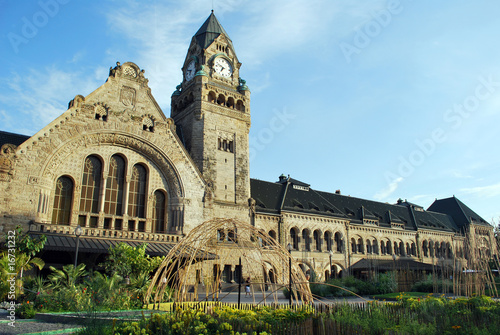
[0,13,497,286]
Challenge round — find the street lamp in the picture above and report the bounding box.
[74,225,83,267]
[287,243,292,306]
[329,249,334,279]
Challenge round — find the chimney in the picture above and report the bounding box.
[335,190,341,195]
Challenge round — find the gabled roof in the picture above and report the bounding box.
[194,11,232,49]
[0,130,30,147]
[427,196,490,229]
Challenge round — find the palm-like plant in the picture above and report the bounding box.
[0,251,45,298]
[129,271,152,303]
[47,263,87,289]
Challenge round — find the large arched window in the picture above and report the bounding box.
[104,155,125,215]
[80,156,102,213]
[52,176,74,224]
[152,190,166,233]
[128,164,147,218]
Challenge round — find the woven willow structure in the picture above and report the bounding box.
[147,218,312,305]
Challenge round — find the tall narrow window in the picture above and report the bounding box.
[52,176,73,224]
[128,164,147,218]
[80,156,102,213]
[104,155,125,215]
[152,190,166,233]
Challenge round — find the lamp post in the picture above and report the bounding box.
[287,243,292,306]
[74,225,83,267]
[329,249,334,279]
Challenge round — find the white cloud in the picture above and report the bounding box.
[0,66,100,135]
[460,182,500,198]
[374,176,403,201]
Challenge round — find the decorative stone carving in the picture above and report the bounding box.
[0,144,16,181]
[120,86,136,106]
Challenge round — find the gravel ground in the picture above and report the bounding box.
[0,309,158,335]
[0,318,82,335]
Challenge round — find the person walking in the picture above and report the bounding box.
[245,277,251,297]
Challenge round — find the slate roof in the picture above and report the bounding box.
[0,130,30,147]
[427,196,489,230]
[194,11,233,50]
[250,176,490,234]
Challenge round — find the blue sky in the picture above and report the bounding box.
[1,0,500,222]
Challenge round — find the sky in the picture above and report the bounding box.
[1,0,500,223]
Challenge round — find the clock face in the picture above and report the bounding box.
[184,60,196,81]
[213,57,232,78]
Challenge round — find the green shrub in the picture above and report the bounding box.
[17,301,36,319]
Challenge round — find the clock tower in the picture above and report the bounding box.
[171,12,251,209]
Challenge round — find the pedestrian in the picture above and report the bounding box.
[245,277,251,297]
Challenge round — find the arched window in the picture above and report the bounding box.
[269,230,277,242]
[351,238,356,253]
[357,238,364,253]
[381,241,386,255]
[411,242,416,256]
[423,241,428,257]
[394,242,399,255]
[372,239,378,254]
[334,232,343,252]
[128,164,147,218]
[52,176,73,225]
[80,156,102,213]
[366,239,372,254]
[314,230,321,251]
[152,190,166,233]
[303,229,311,251]
[429,241,434,257]
[386,241,392,255]
[324,231,332,251]
[104,155,125,215]
[290,228,298,250]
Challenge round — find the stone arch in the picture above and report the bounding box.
[216,93,226,106]
[40,131,184,199]
[236,99,245,111]
[208,91,216,103]
[226,96,235,109]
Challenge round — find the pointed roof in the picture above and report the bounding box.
[427,196,490,229]
[194,11,232,49]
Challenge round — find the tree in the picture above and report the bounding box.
[0,226,46,299]
[101,243,163,278]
